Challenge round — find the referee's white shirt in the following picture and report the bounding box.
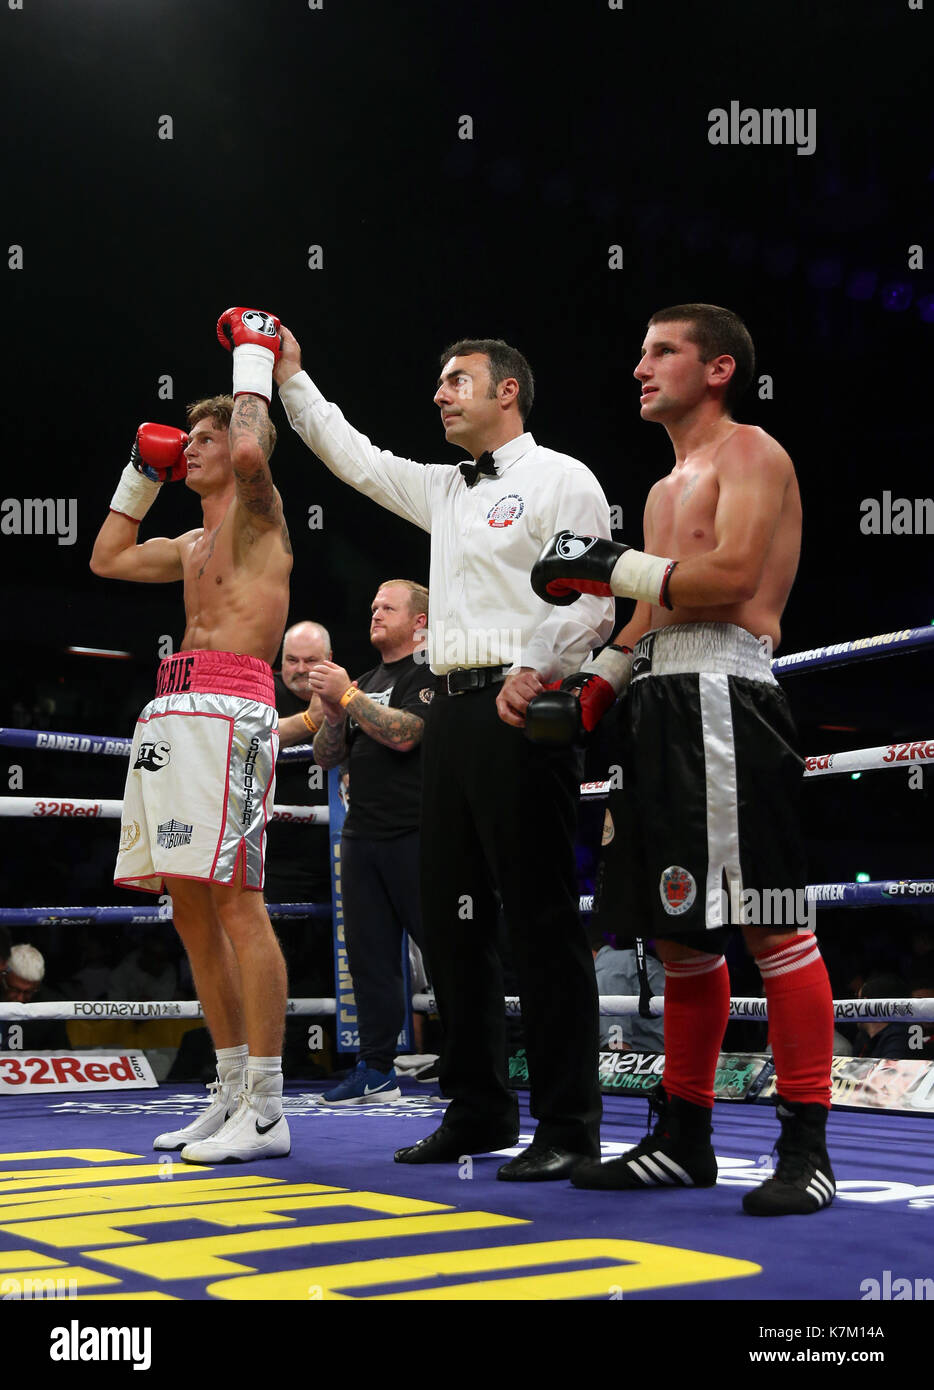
[279,371,615,678]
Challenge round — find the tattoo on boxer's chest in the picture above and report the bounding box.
[680,475,700,506]
[197,525,222,578]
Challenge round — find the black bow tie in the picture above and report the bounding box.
[459,451,497,488]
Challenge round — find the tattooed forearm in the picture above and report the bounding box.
[349,696,424,750]
[230,395,277,518]
[312,717,348,770]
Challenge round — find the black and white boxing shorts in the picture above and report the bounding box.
[595,623,808,948]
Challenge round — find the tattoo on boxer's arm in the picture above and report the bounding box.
[230,396,277,518]
[313,718,348,769]
[350,697,424,750]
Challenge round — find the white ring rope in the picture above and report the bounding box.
[2,995,931,1024]
[0,796,328,824]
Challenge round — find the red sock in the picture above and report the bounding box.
[755,935,833,1108]
[662,953,731,1109]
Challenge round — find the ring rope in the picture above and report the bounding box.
[0,903,330,926]
[0,727,316,762]
[771,623,934,674]
[2,880,932,929]
[0,796,328,824]
[2,994,931,1024]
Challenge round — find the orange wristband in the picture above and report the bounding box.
[339,686,360,709]
[301,711,318,734]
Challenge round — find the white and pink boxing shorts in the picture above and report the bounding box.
[115,650,278,894]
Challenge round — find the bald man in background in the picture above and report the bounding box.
[265,620,334,909]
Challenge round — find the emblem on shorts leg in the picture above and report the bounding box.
[119,820,141,852]
[157,818,193,849]
[660,865,697,916]
[134,740,171,771]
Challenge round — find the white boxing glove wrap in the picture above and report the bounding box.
[109,463,162,523]
[581,645,633,695]
[232,343,275,403]
[610,549,675,607]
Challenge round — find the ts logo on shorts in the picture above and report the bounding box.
[135,740,171,772]
[157,818,193,849]
[660,865,697,916]
[487,494,525,528]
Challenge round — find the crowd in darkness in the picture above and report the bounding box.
[1,653,932,1076]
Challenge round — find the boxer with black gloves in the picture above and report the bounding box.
[535,304,835,1218]
[90,307,294,1164]
[532,532,677,611]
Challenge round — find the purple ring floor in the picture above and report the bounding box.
[1,1079,931,1306]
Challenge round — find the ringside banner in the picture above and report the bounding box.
[0,1052,157,1093]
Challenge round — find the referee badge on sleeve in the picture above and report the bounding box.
[660,865,697,916]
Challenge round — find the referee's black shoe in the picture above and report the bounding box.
[394,1123,519,1165]
[571,1085,717,1190]
[742,1097,835,1216]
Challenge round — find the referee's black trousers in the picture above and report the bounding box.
[419,683,601,1155]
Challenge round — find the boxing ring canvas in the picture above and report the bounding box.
[1,1080,930,1303]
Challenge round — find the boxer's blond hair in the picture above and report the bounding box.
[187,394,278,449]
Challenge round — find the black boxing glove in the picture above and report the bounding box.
[525,645,633,745]
[532,530,677,608]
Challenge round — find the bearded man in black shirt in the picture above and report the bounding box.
[306,580,436,1103]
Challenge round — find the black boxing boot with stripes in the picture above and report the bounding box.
[742,1097,835,1216]
[571,1084,717,1190]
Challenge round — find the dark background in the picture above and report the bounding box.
[1,1,931,980]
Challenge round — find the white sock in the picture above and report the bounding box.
[247,1056,283,1118]
[215,1044,248,1088]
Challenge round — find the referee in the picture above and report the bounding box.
[275,328,614,1180]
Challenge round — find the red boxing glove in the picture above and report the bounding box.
[131,422,189,483]
[110,422,188,522]
[524,673,615,745]
[563,672,618,733]
[217,307,281,403]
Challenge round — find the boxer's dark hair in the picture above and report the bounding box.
[648,304,755,411]
[187,394,278,449]
[439,339,534,424]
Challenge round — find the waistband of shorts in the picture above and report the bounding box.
[631,624,778,684]
[154,650,275,705]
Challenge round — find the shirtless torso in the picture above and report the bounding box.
[642,421,801,650]
[92,405,292,661]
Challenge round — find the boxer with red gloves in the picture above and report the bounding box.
[108,422,189,523]
[90,308,294,1166]
[217,306,282,403]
